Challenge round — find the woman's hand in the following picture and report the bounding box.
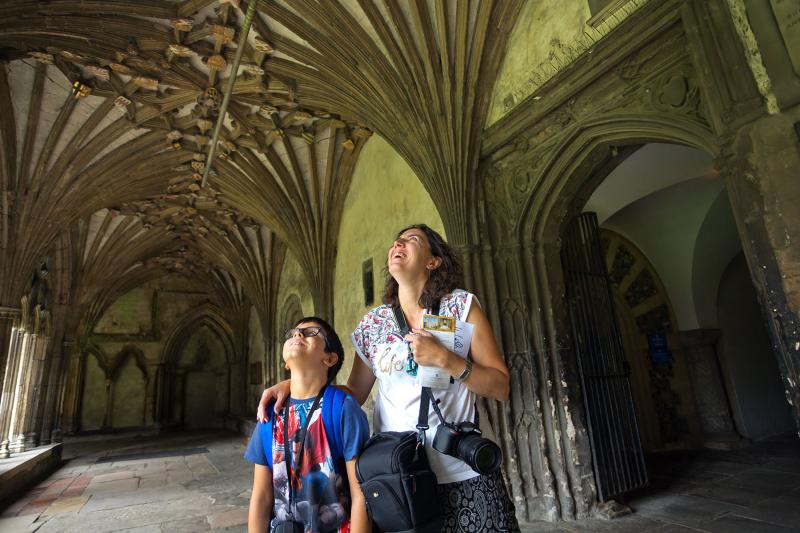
[257,379,290,422]
[404,329,456,369]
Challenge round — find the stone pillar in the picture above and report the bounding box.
[41,340,72,444]
[21,330,49,449]
[679,329,743,449]
[61,345,85,434]
[7,329,34,453]
[0,325,23,458]
[724,108,800,432]
[102,376,113,429]
[145,363,162,426]
[174,369,187,425]
[0,307,19,386]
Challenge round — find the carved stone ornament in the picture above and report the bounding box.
[207,55,227,71]
[109,62,133,75]
[84,65,110,81]
[254,37,274,53]
[114,95,131,108]
[28,51,54,64]
[211,25,235,45]
[170,18,194,32]
[242,63,265,75]
[168,44,194,57]
[133,76,159,91]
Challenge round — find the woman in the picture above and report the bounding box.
[259,224,519,532]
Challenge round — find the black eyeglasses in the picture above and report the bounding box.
[284,326,325,341]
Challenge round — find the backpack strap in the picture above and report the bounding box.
[322,385,347,474]
[258,402,276,469]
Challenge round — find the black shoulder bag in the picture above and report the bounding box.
[355,304,443,533]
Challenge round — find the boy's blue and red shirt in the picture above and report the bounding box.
[245,394,369,533]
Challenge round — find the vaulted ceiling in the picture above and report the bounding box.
[0,0,524,324]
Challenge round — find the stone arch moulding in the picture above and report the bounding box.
[483,118,719,520]
[518,113,718,244]
[160,304,236,367]
[110,345,148,381]
[156,304,237,426]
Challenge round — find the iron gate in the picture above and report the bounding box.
[561,212,648,501]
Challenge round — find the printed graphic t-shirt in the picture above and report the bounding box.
[244,394,369,533]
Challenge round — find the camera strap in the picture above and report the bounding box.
[392,302,442,439]
[282,384,326,520]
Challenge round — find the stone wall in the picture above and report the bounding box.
[332,135,444,392]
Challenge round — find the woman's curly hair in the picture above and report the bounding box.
[382,224,463,309]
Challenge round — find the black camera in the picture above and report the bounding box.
[273,520,304,533]
[432,421,502,475]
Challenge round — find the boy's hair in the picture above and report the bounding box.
[291,316,345,382]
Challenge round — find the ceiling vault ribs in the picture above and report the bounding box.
[0,0,525,334]
[254,0,524,244]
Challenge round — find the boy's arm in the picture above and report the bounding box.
[248,464,273,533]
[346,459,371,533]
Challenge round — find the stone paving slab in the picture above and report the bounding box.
[84,476,140,495]
[81,486,189,513]
[37,494,216,532]
[699,513,797,533]
[92,470,136,483]
[0,513,38,533]
[207,507,249,529]
[631,493,743,529]
[158,516,213,532]
[41,495,90,516]
[4,431,797,533]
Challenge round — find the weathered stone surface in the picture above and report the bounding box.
[206,507,249,529]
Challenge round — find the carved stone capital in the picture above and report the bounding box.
[0,307,20,320]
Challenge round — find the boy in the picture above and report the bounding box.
[245,317,370,533]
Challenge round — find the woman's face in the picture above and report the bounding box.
[387,227,436,278]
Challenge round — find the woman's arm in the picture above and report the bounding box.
[257,380,290,422]
[346,458,371,533]
[346,356,377,406]
[406,303,510,401]
[257,357,376,418]
[248,464,273,532]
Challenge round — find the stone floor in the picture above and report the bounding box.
[0,430,797,532]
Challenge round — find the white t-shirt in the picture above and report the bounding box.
[351,289,479,484]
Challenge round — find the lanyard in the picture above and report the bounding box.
[283,385,326,518]
[392,302,441,438]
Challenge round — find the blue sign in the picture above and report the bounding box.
[646,332,671,364]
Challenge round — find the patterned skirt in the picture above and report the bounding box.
[436,470,520,533]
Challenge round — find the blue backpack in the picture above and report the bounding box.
[258,386,347,474]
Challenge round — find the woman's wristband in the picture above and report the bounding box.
[455,359,472,382]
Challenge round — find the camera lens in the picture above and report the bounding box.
[457,434,501,475]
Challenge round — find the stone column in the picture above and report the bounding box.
[174,369,187,425]
[724,108,800,432]
[7,329,34,453]
[22,333,50,449]
[0,307,20,386]
[60,345,85,434]
[102,376,113,429]
[145,363,162,426]
[41,339,72,444]
[0,325,23,458]
[679,329,743,449]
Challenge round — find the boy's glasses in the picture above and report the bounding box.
[284,326,325,341]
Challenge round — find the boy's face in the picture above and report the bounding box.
[282,321,338,374]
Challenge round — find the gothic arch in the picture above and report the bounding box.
[519,112,717,244]
[160,303,236,367]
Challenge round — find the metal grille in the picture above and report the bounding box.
[561,213,648,501]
